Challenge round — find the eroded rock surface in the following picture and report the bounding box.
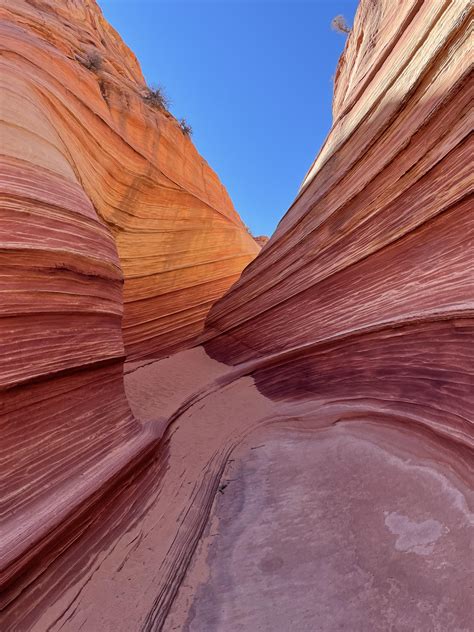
[253,235,269,248]
[0,0,256,619]
[166,424,473,631]
[1,0,472,631]
[202,0,473,449]
[1,0,258,362]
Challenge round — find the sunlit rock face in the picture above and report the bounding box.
[0,0,256,615]
[1,0,258,363]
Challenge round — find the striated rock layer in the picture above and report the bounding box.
[1,0,258,363]
[202,0,473,446]
[1,0,473,630]
[0,0,256,618]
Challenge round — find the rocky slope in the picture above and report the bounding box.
[1,0,472,630]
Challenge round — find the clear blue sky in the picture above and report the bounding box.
[99,0,359,237]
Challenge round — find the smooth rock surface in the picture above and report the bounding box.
[166,424,473,631]
[1,0,472,630]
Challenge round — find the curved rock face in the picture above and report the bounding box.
[0,42,141,600]
[0,0,256,614]
[1,0,258,362]
[203,0,473,444]
[1,0,472,630]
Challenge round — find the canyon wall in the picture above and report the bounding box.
[1,0,258,363]
[0,0,256,611]
[1,0,472,630]
[202,0,473,447]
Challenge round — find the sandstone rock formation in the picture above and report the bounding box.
[253,234,269,248]
[0,0,256,620]
[1,0,472,630]
[1,0,258,362]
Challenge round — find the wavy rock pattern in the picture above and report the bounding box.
[203,0,473,438]
[1,0,258,362]
[1,0,472,631]
[0,0,256,620]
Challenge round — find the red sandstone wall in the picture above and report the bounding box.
[1,0,259,361]
[0,0,257,602]
[203,0,473,445]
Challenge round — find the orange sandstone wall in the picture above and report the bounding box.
[203,0,473,443]
[1,0,258,362]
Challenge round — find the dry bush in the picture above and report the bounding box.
[331,15,351,34]
[143,85,170,111]
[79,50,103,72]
[179,118,193,136]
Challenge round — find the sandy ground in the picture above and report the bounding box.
[124,346,230,422]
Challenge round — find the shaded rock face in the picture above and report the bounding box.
[202,0,473,443]
[1,0,472,631]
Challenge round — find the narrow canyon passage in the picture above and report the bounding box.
[16,348,471,632]
[1,0,472,629]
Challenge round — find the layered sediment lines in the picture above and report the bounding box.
[1,0,473,630]
[202,0,473,446]
[0,0,256,617]
[1,0,258,362]
[0,80,145,619]
[4,347,472,631]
